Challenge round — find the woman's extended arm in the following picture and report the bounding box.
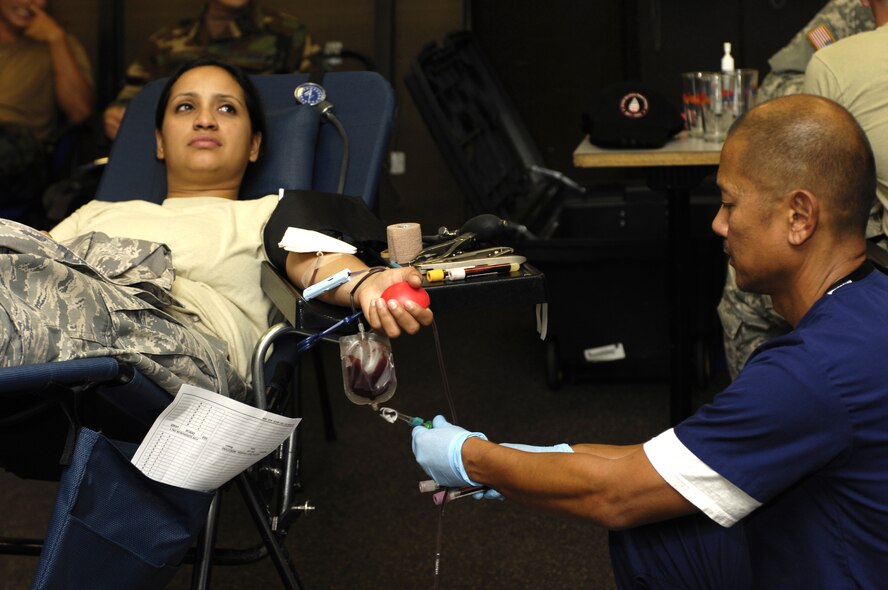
[285,251,433,337]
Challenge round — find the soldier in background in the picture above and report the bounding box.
[0,0,93,219]
[758,0,873,100]
[719,0,878,378]
[102,0,318,140]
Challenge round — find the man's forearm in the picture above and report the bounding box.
[461,438,696,529]
[572,443,643,459]
[48,35,93,124]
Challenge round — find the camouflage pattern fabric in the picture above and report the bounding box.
[758,0,874,102]
[720,0,878,377]
[717,267,791,380]
[112,2,317,106]
[0,219,248,401]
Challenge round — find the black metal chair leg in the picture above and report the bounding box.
[235,472,303,590]
[191,492,221,590]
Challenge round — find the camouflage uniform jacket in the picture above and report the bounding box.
[0,220,247,400]
[112,3,316,106]
[759,0,874,100]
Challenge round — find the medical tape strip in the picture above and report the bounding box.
[386,222,422,264]
[300,252,350,288]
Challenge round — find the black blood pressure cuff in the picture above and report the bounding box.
[263,189,387,271]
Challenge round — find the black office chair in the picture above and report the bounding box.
[0,70,395,589]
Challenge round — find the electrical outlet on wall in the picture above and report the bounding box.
[389,151,406,175]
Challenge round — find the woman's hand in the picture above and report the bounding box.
[354,267,434,338]
[285,251,434,337]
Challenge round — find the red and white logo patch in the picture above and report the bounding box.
[619,93,649,119]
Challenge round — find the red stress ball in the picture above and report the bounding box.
[381,281,430,308]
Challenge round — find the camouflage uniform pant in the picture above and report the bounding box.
[0,219,248,401]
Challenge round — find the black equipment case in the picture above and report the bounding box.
[406,31,720,388]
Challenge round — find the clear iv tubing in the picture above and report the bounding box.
[304,300,461,590]
[295,310,364,354]
[374,318,464,590]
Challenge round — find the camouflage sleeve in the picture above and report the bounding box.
[758,0,874,101]
[767,0,873,74]
[758,71,806,102]
[268,9,319,72]
[111,30,170,107]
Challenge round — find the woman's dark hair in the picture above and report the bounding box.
[154,58,267,161]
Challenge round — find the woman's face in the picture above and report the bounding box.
[155,65,261,198]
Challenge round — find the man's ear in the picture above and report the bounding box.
[249,132,262,163]
[155,129,164,160]
[787,189,818,246]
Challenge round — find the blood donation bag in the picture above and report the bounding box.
[339,331,397,406]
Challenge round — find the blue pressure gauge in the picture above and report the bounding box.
[294,83,327,106]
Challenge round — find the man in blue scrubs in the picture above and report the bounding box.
[412,94,888,589]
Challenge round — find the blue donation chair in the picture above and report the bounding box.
[0,71,395,589]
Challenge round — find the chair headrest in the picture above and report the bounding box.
[96,76,320,203]
[96,72,395,207]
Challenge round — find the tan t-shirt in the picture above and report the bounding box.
[0,34,93,140]
[804,25,888,239]
[50,195,281,378]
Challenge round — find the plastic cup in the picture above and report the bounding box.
[733,68,759,117]
[681,71,709,138]
[700,69,759,142]
[700,72,736,142]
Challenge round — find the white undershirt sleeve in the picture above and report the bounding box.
[644,428,762,527]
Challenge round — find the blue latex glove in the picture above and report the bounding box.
[411,415,488,488]
[476,442,574,501]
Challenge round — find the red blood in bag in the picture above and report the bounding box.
[381,281,430,308]
[346,352,392,400]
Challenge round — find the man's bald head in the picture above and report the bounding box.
[725,94,876,236]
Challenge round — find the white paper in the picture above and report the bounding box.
[131,384,301,492]
[278,227,356,254]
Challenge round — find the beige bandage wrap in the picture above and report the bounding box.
[386,222,422,264]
